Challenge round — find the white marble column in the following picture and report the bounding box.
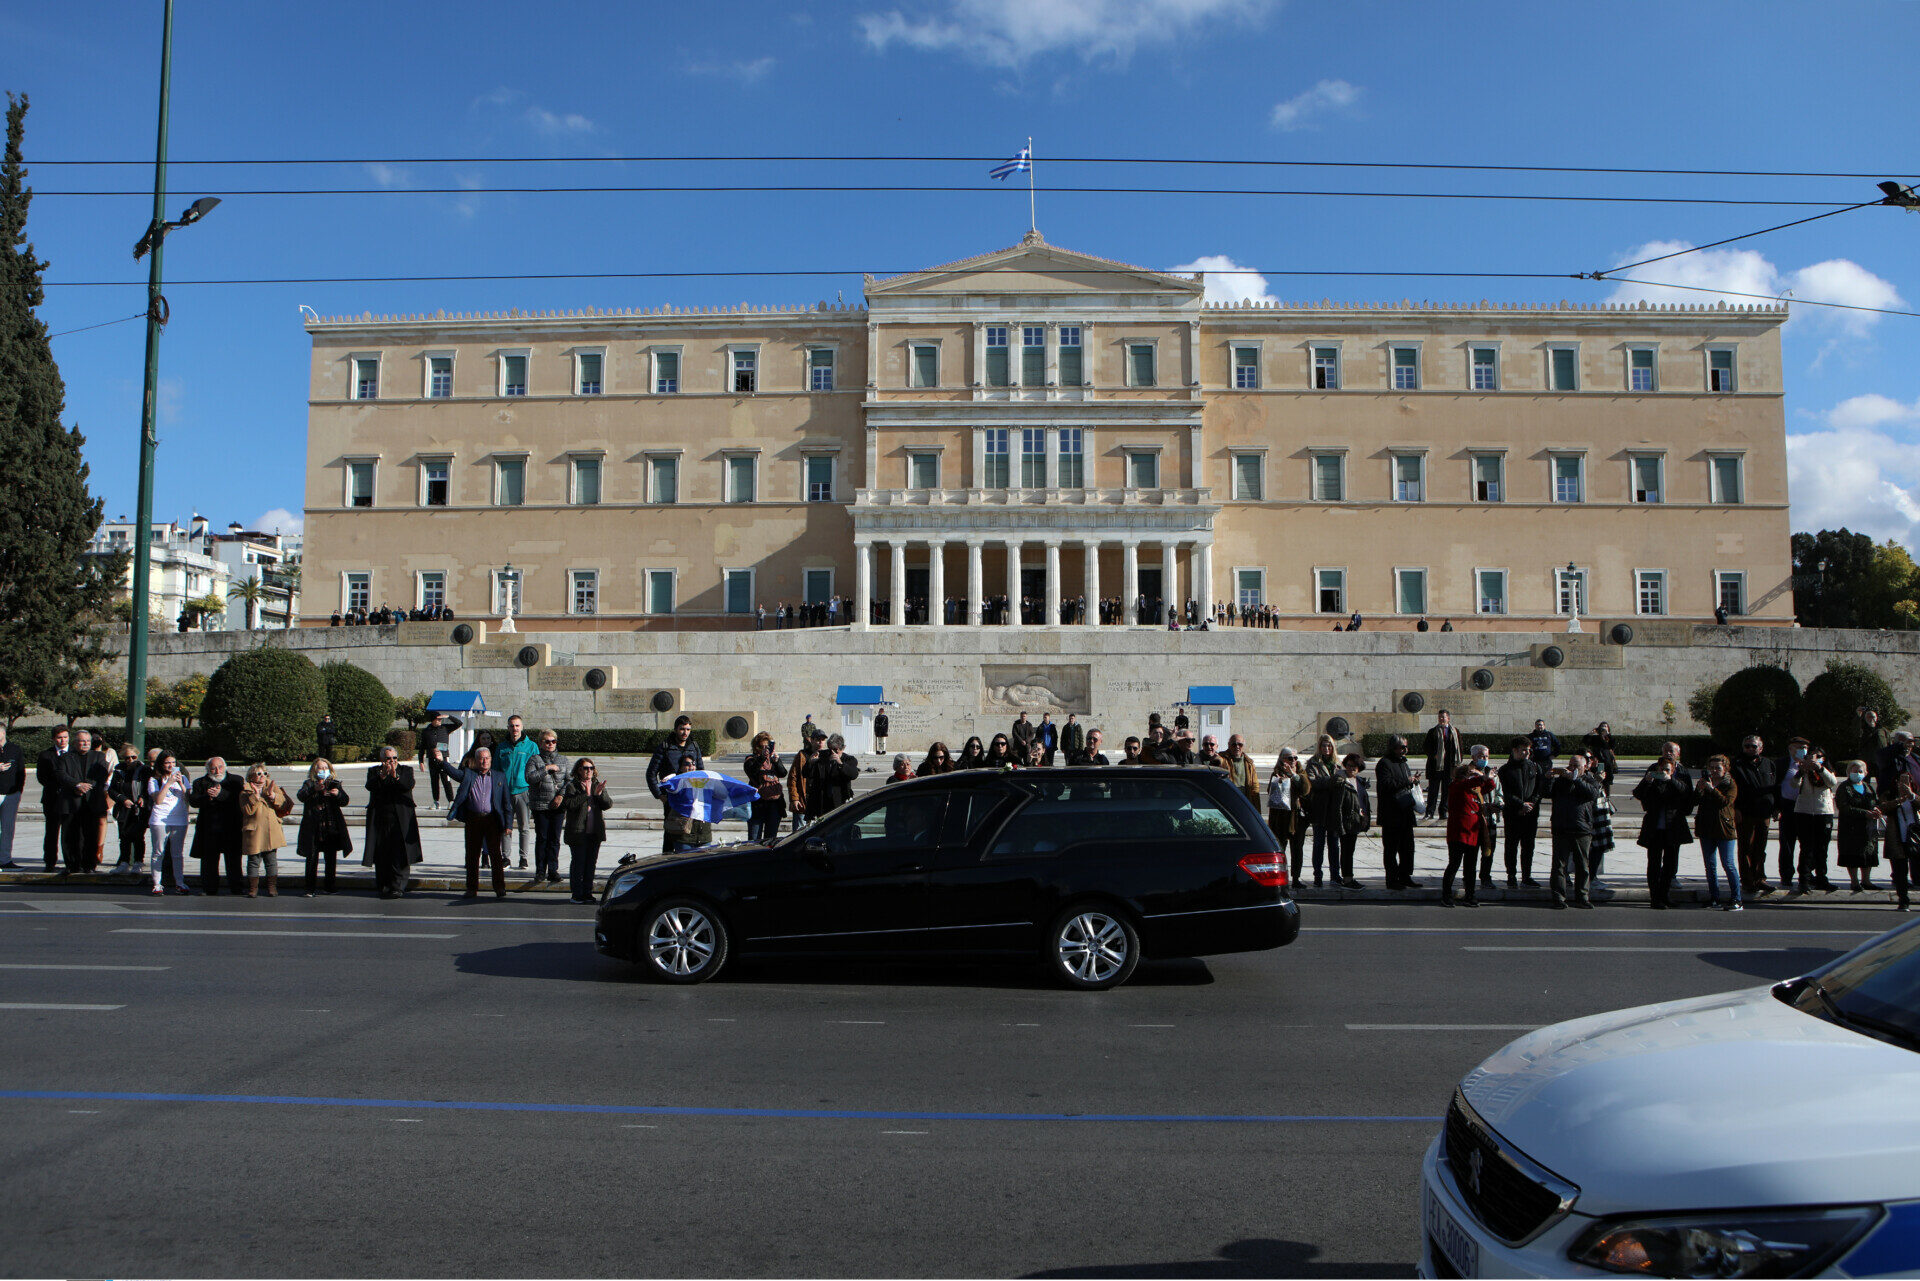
[1161,540,1180,618]
[1197,542,1215,619]
[966,540,984,625]
[853,539,872,631]
[1044,540,1062,627]
[1005,539,1023,629]
[1083,539,1100,624]
[889,540,908,627]
[929,541,946,628]
[1122,540,1140,625]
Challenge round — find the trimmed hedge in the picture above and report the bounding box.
[1708,665,1802,750]
[321,660,396,752]
[384,728,419,756]
[201,648,330,764]
[8,725,211,762]
[1802,660,1910,759]
[330,745,370,764]
[544,728,717,756]
[1357,731,1720,767]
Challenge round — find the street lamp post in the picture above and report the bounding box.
[123,0,219,753]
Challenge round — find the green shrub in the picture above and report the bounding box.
[330,744,369,764]
[201,648,329,764]
[321,660,396,750]
[384,727,418,756]
[1708,665,1802,751]
[1801,660,1909,759]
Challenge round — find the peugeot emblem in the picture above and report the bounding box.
[1467,1147,1485,1197]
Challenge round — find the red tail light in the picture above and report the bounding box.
[1238,854,1289,888]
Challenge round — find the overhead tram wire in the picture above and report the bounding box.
[1579,196,1892,279]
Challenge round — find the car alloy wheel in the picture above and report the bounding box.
[641,898,729,984]
[1050,905,1140,990]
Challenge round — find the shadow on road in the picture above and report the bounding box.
[1026,1237,1407,1278]
[454,940,632,982]
[1698,947,1842,981]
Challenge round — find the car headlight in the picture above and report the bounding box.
[1570,1206,1879,1278]
[605,868,646,899]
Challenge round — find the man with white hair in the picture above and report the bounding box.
[188,757,245,895]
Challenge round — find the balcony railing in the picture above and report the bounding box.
[855,486,1213,508]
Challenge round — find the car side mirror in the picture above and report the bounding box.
[802,837,831,868]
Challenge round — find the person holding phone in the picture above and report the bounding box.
[145,752,192,895]
[297,758,353,896]
[1788,746,1839,895]
[1695,755,1742,909]
[1633,756,1696,909]
[365,746,423,899]
[561,758,612,904]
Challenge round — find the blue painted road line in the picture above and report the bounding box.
[0,1089,1441,1124]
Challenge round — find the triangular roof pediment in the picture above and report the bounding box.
[866,232,1202,300]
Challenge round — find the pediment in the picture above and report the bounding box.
[866,232,1203,300]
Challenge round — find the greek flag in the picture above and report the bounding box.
[989,146,1031,180]
[658,770,762,823]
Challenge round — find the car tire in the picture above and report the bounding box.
[1045,903,1140,991]
[637,897,729,984]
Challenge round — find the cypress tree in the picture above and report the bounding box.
[0,93,124,720]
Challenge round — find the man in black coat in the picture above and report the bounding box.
[1069,729,1109,766]
[1497,736,1546,887]
[1632,757,1696,909]
[1374,737,1421,890]
[0,723,25,868]
[872,710,890,757]
[188,757,246,894]
[1059,714,1086,763]
[316,715,336,761]
[72,728,112,872]
[805,734,860,819]
[417,714,451,804]
[36,726,88,873]
[645,716,705,852]
[1548,751,1604,908]
[1421,711,1462,820]
[1729,735,1778,896]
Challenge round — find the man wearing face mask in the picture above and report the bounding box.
[1788,744,1839,894]
[1375,737,1422,891]
[1775,737,1810,891]
[1730,736,1778,897]
[188,757,246,895]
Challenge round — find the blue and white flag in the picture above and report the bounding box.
[989,145,1031,181]
[658,770,761,823]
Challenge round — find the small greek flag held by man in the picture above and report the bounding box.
[989,145,1031,180]
[658,770,762,824]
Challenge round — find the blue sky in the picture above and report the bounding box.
[8,0,1920,549]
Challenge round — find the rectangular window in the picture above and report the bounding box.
[1628,347,1656,392]
[573,457,602,506]
[1316,568,1345,614]
[495,459,525,507]
[805,455,835,502]
[726,455,757,504]
[419,571,445,612]
[809,347,835,392]
[983,429,1010,490]
[803,568,833,605]
[1312,346,1341,390]
[984,326,1010,387]
[1557,568,1588,616]
[1711,455,1744,505]
[1393,453,1424,502]
[732,348,757,394]
[347,461,375,508]
[1232,345,1260,389]
[654,351,680,394]
[1631,454,1664,504]
[577,353,602,395]
[428,356,452,399]
[1127,451,1159,490]
[1021,326,1046,386]
[1472,453,1504,502]
[1396,568,1428,616]
[1311,453,1345,502]
[1709,348,1737,392]
[1470,346,1499,391]
[1232,452,1264,501]
[1019,428,1047,488]
[649,457,679,505]
[1717,571,1746,617]
[646,570,675,616]
[1477,569,1508,616]
[493,571,522,617]
[1637,570,1668,616]
[1552,454,1584,503]
[353,357,379,400]
[1236,569,1264,611]
[571,570,598,616]
[725,569,754,614]
[910,344,938,389]
[1056,429,1084,488]
[1549,346,1579,391]
[1127,343,1156,387]
[1057,326,1082,386]
[908,451,940,490]
[502,354,527,397]
[345,573,370,613]
[422,459,449,507]
[1392,346,1420,390]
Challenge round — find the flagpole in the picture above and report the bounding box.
[1026,136,1036,233]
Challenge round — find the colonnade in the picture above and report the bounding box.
[851,536,1213,627]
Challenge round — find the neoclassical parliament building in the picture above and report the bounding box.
[302,232,1793,631]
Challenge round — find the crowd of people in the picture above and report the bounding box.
[752,595,1448,631]
[327,603,455,626]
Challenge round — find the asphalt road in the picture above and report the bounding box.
[0,889,1898,1278]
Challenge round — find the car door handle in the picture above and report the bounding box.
[895,861,926,873]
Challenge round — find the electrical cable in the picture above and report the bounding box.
[1582,199,1888,278]
[45,312,147,339]
[1600,276,1918,319]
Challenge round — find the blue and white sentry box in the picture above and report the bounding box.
[1178,685,1236,740]
[834,685,895,757]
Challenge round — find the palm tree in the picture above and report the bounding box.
[232,577,266,629]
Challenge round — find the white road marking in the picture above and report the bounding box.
[1464,946,1793,953]
[0,963,169,971]
[622,1124,657,1129]
[112,929,455,939]
[69,1109,100,1114]
[1008,1022,1040,1027]
[1346,1024,1538,1031]
[394,1118,423,1123]
[706,1018,736,1023]
[882,1130,929,1135]
[835,1020,886,1025]
[300,1009,332,1013]
[1129,1023,1176,1028]
[0,1003,124,1011]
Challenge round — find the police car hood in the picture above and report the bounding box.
[1459,988,1920,1215]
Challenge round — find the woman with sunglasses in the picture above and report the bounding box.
[955,737,987,770]
[561,757,612,904]
[919,742,955,776]
[984,734,1018,769]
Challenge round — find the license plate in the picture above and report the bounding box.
[1425,1183,1480,1278]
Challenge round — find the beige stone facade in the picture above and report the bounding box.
[303,233,1791,631]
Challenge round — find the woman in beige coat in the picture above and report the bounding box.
[239,764,295,898]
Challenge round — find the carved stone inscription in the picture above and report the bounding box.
[982,664,1092,714]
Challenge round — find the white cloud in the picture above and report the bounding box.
[857,0,1272,67]
[1171,253,1274,305]
[1603,243,1903,341]
[475,87,595,135]
[1787,395,1920,551]
[251,508,304,537]
[1269,77,1362,131]
[365,162,413,189]
[688,55,777,83]
[157,376,182,428]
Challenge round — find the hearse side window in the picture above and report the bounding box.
[816,792,948,855]
[987,777,1244,858]
[939,789,1019,848]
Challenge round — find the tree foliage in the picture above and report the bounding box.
[1707,664,1802,751]
[0,94,124,718]
[1791,529,1920,629]
[320,659,396,749]
[394,691,431,729]
[1801,660,1909,759]
[149,672,208,728]
[201,649,327,764]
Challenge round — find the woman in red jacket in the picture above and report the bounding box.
[1443,761,1498,907]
